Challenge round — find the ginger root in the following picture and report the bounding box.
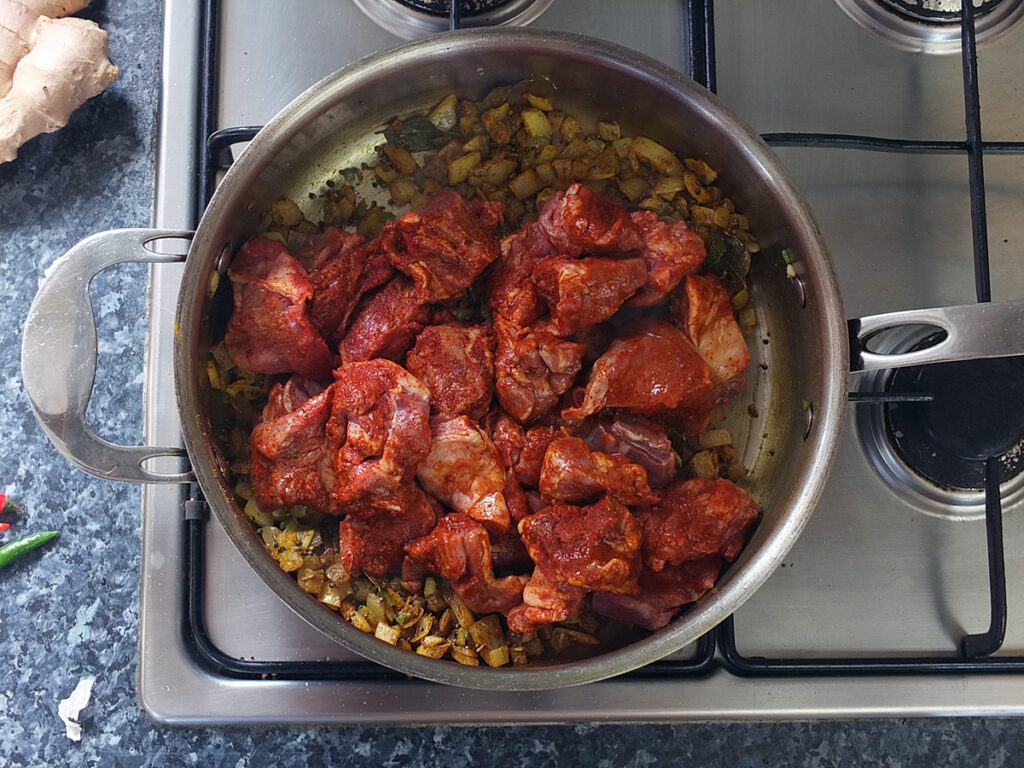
[0,0,92,97]
[0,25,31,98]
[0,13,117,163]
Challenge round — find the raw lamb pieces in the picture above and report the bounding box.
[227,184,759,642]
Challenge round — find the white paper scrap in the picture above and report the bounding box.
[57,677,95,742]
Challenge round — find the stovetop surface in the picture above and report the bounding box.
[139,0,1024,724]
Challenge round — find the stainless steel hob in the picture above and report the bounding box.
[138,0,1024,724]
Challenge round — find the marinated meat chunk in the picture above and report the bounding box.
[305,229,393,347]
[591,556,723,631]
[224,236,335,380]
[636,477,759,571]
[484,411,532,525]
[506,567,587,634]
[563,319,713,435]
[516,425,567,488]
[328,359,432,508]
[487,221,556,326]
[572,322,615,367]
[584,413,677,488]
[339,276,431,364]
[538,182,641,256]
[261,375,328,419]
[494,314,586,423]
[627,211,707,307]
[538,436,660,506]
[671,273,751,398]
[663,398,715,438]
[487,410,525,470]
[472,196,505,232]
[523,489,548,516]
[501,468,530,526]
[518,496,642,594]
[405,322,496,420]
[249,364,435,515]
[415,416,512,534]
[404,513,528,614]
[489,416,572,489]
[336,485,440,576]
[383,190,503,302]
[249,377,335,513]
[489,527,532,569]
[533,256,647,336]
[297,226,364,271]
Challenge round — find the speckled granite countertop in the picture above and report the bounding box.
[0,2,1022,766]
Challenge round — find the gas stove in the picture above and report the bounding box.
[138,0,1024,724]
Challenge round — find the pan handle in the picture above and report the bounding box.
[849,299,1024,372]
[21,229,195,484]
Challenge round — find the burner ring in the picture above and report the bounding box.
[354,0,556,39]
[835,0,1024,53]
[855,326,1024,520]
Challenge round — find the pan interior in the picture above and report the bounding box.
[175,30,847,689]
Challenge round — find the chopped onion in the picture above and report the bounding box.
[696,429,733,450]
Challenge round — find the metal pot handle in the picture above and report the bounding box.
[849,298,1024,372]
[22,229,195,483]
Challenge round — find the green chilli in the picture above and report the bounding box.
[0,530,59,569]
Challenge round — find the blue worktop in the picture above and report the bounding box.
[1,1,1021,765]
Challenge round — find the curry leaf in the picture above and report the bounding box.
[382,114,450,152]
[696,226,751,285]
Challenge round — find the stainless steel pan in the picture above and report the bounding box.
[21,29,1024,690]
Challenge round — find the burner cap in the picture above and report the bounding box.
[886,349,1024,490]
[835,0,1024,52]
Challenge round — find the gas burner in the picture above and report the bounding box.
[393,0,513,14]
[856,327,1024,519]
[887,339,1024,488]
[879,0,1011,21]
[835,0,1024,52]
[353,0,555,39]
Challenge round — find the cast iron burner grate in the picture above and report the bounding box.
[886,346,1024,491]
[189,0,1024,684]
